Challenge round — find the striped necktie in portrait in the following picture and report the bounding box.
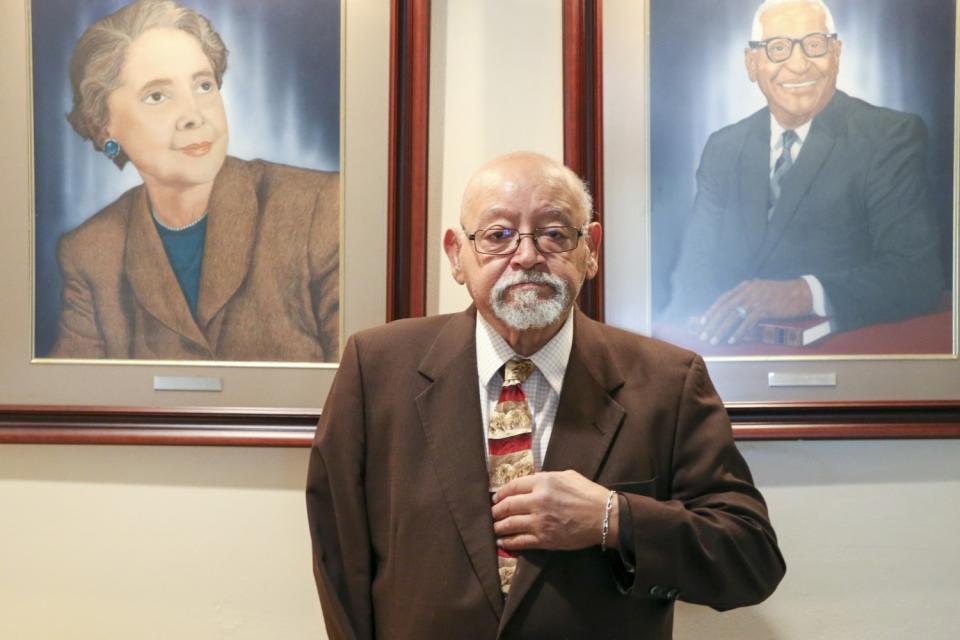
[770,128,798,216]
[487,357,536,594]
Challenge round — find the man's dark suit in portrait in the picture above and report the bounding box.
[666,0,942,345]
[306,151,784,639]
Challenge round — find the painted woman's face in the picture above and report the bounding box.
[106,27,229,192]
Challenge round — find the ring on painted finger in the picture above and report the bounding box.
[735,305,748,320]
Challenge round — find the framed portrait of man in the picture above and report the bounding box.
[651,0,953,358]
[600,0,959,403]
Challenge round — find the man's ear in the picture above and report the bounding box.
[744,48,758,83]
[443,228,466,284]
[584,222,602,280]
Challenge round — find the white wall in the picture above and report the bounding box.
[678,440,960,639]
[0,445,325,640]
[427,0,563,315]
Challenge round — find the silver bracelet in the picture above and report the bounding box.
[601,490,616,552]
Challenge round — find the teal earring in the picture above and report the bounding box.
[103,138,120,160]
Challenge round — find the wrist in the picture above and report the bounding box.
[600,490,619,551]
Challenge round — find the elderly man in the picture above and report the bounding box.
[666,0,942,344]
[306,151,784,639]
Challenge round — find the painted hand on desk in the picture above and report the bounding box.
[699,278,813,344]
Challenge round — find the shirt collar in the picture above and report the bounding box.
[769,116,812,150]
[476,309,574,395]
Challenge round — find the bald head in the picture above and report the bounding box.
[460,151,593,230]
[751,0,835,40]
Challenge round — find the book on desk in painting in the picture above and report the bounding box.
[754,316,832,346]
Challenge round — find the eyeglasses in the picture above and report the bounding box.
[464,226,586,255]
[748,32,837,63]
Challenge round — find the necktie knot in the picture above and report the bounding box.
[504,358,534,386]
[781,128,798,149]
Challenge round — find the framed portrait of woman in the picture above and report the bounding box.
[33,0,342,364]
[0,0,400,440]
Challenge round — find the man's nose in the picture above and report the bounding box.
[783,43,812,72]
[510,234,545,268]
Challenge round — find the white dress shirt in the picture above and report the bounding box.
[475,310,574,471]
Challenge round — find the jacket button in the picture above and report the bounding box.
[649,585,680,600]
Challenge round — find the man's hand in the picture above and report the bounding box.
[698,278,813,344]
[491,470,617,552]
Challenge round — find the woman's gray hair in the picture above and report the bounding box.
[66,0,228,168]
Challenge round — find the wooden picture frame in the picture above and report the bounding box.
[564,0,960,438]
[0,0,429,444]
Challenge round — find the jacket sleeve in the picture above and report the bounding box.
[308,172,340,361]
[815,115,943,330]
[663,131,732,321]
[48,233,108,358]
[306,335,373,640]
[617,355,785,610]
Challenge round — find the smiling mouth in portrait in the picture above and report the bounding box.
[180,141,212,157]
[778,78,819,92]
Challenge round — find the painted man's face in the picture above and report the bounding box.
[106,27,229,192]
[745,2,842,128]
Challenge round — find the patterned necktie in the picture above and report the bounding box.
[487,357,536,594]
[769,128,799,215]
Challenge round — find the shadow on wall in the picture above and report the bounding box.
[0,444,310,490]
[675,602,781,640]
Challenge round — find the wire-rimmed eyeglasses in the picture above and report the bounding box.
[748,32,837,63]
[463,226,586,255]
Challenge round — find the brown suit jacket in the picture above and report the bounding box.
[306,307,785,639]
[49,157,339,361]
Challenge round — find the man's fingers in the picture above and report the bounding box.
[702,280,751,324]
[491,494,535,521]
[703,306,744,344]
[729,310,763,344]
[493,474,538,503]
[493,514,536,537]
[497,533,540,551]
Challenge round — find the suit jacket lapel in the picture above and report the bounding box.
[124,187,210,350]
[740,111,772,254]
[415,307,505,619]
[500,310,627,630]
[196,157,259,338]
[754,94,842,272]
